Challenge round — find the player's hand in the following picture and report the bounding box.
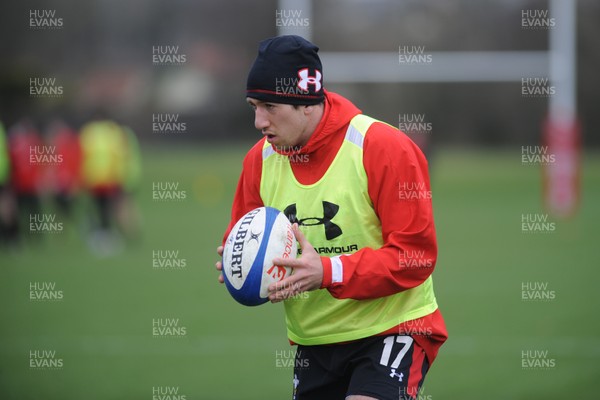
[268,224,323,303]
[215,245,224,284]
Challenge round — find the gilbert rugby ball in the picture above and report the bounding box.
[222,207,297,306]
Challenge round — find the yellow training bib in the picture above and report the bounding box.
[260,114,438,345]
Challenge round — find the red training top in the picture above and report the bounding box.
[223,90,448,365]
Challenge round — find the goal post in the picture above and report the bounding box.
[276,0,579,217]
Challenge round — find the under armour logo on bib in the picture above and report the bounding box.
[297,68,322,92]
[284,201,342,240]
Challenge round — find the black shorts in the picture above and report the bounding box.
[292,335,429,400]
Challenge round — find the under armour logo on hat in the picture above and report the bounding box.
[297,68,322,92]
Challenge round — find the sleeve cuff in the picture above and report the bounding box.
[320,256,344,289]
[320,256,332,289]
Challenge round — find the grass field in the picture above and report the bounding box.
[1,145,599,399]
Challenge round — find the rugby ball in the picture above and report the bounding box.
[222,207,297,306]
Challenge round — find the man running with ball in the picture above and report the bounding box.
[216,35,447,400]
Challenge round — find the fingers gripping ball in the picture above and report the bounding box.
[222,207,297,306]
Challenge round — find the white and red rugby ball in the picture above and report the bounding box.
[222,207,297,306]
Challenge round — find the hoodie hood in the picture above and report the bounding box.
[273,90,361,156]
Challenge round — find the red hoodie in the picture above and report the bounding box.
[224,90,447,364]
[9,127,43,195]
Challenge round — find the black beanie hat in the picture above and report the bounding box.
[246,35,324,105]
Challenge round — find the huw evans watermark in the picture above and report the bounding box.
[521,213,556,233]
[521,350,556,370]
[275,9,309,28]
[152,386,187,400]
[30,145,63,165]
[273,145,309,164]
[29,214,63,233]
[521,78,555,98]
[399,114,432,135]
[521,146,555,166]
[398,318,433,337]
[29,77,63,98]
[152,250,187,270]
[521,9,555,30]
[152,45,187,66]
[29,282,63,301]
[521,281,556,302]
[152,318,187,338]
[152,114,186,133]
[398,249,433,270]
[398,46,432,65]
[275,349,310,369]
[29,9,63,29]
[398,181,432,201]
[29,350,63,369]
[152,182,187,201]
